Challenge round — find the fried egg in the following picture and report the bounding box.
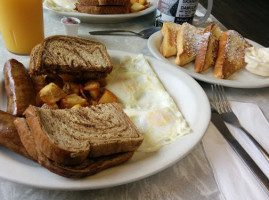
[44,0,77,12]
[106,55,191,152]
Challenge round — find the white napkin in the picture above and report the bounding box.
[202,101,269,200]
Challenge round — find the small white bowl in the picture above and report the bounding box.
[61,17,80,36]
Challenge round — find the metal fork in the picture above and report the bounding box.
[211,84,269,163]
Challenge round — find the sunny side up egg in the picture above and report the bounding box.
[106,55,191,152]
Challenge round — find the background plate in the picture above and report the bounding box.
[43,0,157,23]
[148,31,269,88]
[0,50,210,190]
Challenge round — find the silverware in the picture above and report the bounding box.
[89,27,161,39]
[211,106,269,195]
[211,84,269,163]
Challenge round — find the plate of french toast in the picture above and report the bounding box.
[148,21,269,88]
[43,0,157,23]
[0,35,210,189]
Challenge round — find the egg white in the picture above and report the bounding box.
[44,0,77,12]
[106,55,191,152]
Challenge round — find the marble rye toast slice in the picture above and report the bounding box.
[22,103,143,166]
[14,117,134,178]
[30,35,113,79]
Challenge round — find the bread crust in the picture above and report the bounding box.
[0,111,31,159]
[14,118,38,161]
[23,103,143,166]
[38,151,134,178]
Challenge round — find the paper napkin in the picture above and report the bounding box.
[202,101,269,200]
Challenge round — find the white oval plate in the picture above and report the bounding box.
[43,0,157,23]
[0,50,210,190]
[148,31,269,88]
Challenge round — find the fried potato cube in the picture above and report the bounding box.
[84,81,100,91]
[131,2,146,12]
[39,82,66,104]
[62,82,82,95]
[89,89,100,100]
[41,103,59,109]
[139,0,146,5]
[98,89,118,104]
[60,93,88,108]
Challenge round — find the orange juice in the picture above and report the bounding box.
[0,0,44,54]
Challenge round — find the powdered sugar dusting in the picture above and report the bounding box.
[182,23,203,56]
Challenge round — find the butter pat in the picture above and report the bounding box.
[245,47,269,76]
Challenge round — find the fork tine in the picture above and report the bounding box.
[218,84,232,113]
[211,84,222,113]
[211,84,231,114]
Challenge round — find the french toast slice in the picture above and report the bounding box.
[194,24,222,73]
[175,22,203,66]
[22,103,143,166]
[214,30,252,79]
[159,21,181,58]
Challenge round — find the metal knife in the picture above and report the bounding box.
[211,109,269,195]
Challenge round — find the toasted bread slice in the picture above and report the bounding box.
[14,118,38,160]
[31,35,113,79]
[78,0,130,6]
[160,21,181,58]
[76,4,130,14]
[0,111,31,159]
[214,30,252,79]
[194,24,222,73]
[175,23,203,66]
[23,103,143,165]
[14,117,134,178]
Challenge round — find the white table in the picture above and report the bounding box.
[0,5,268,200]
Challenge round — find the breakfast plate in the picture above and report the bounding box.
[0,50,210,190]
[148,31,269,88]
[43,0,157,23]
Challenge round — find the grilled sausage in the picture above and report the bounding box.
[0,110,30,158]
[3,59,36,116]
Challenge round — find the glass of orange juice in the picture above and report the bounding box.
[0,0,44,55]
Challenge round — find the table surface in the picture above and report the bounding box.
[0,4,268,200]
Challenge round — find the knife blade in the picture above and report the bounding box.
[211,110,269,195]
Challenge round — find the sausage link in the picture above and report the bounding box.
[3,59,36,116]
[0,110,31,159]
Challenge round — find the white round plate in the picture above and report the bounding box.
[148,31,269,88]
[43,0,157,23]
[0,50,210,190]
